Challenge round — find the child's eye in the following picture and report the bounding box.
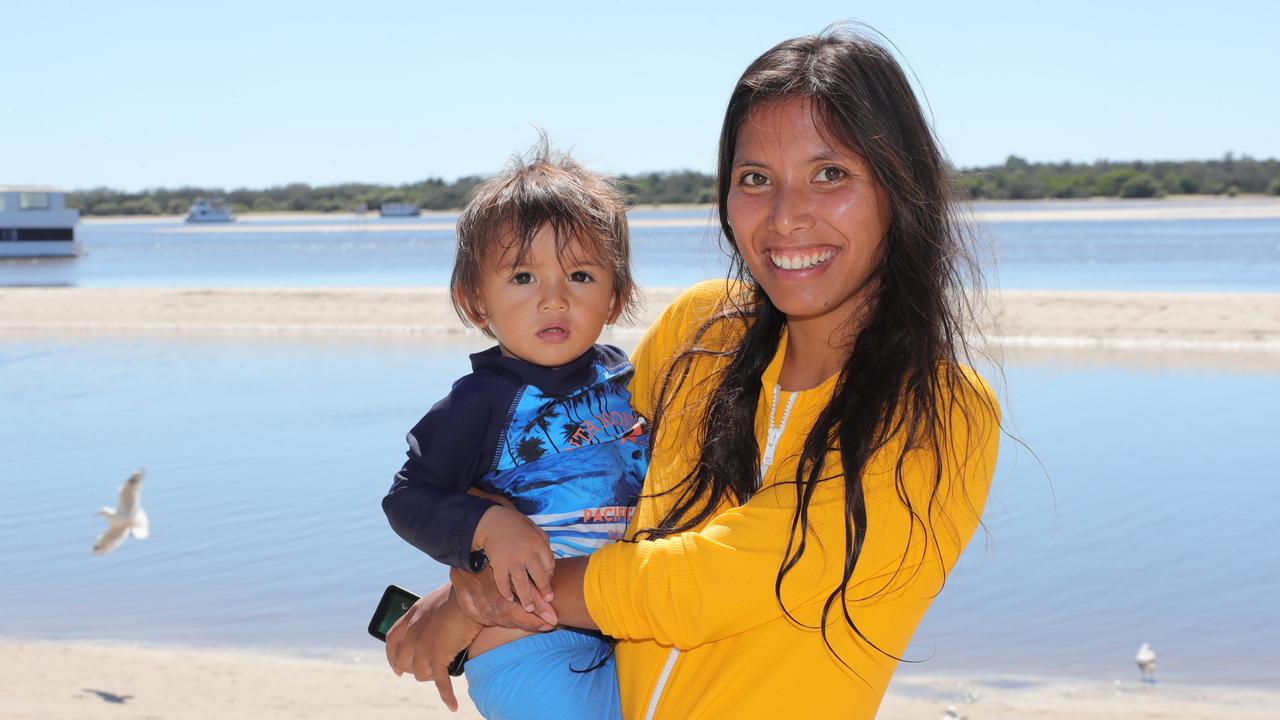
[738,171,769,187]
[569,270,594,283]
[511,272,534,285]
[814,165,847,183]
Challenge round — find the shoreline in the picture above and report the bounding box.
[73,195,1280,228]
[1,639,1273,720]
[2,287,1277,368]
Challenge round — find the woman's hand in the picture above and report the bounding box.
[385,584,483,712]
[450,565,557,630]
[472,504,556,613]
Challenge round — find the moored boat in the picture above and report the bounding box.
[185,198,235,223]
[0,186,81,258]
[378,202,420,217]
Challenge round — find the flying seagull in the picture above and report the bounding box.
[93,470,149,555]
[1136,642,1157,683]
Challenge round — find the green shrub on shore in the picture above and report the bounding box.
[1094,168,1138,197]
[1119,173,1165,198]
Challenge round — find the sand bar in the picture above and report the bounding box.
[1,641,1273,720]
[2,286,1277,358]
[968,196,1280,223]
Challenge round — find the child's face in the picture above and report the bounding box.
[472,225,617,367]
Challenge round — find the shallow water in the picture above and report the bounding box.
[1,337,1276,687]
[2,208,1277,292]
[905,362,1280,686]
[0,211,730,290]
[986,216,1280,291]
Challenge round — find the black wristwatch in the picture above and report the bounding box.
[467,549,489,573]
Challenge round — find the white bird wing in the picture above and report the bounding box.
[93,523,129,555]
[130,509,150,539]
[115,472,144,517]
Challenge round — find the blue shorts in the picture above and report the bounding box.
[465,628,622,720]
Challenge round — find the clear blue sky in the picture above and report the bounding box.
[4,0,1276,191]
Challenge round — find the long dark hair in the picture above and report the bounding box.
[637,26,995,665]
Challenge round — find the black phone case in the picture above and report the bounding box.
[368,584,419,641]
[368,584,468,677]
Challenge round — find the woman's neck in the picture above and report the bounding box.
[777,316,852,392]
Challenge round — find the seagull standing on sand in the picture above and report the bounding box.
[93,470,149,555]
[1136,642,1158,682]
[943,705,967,720]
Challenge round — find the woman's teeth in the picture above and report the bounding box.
[769,249,836,270]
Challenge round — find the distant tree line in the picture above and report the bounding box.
[615,171,716,205]
[67,172,716,217]
[66,156,1280,216]
[957,154,1280,200]
[67,178,487,217]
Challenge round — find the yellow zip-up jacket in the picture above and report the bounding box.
[584,281,1000,719]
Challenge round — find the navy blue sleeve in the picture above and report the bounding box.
[595,344,634,376]
[381,375,508,569]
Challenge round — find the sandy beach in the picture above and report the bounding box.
[2,286,1277,369]
[1,640,1274,720]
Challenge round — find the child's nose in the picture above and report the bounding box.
[539,284,569,312]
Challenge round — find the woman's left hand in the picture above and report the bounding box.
[385,584,483,712]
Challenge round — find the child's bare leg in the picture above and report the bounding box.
[469,625,536,656]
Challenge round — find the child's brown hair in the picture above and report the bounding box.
[451,136,637,336]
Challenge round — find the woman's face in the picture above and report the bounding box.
[726,97,891,336]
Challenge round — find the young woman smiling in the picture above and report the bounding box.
[388,26,1000,720]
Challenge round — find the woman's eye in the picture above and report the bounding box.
[815,166,847,183]
[738,171,769,187]
[569,270,594,283]
[512,272,534,285]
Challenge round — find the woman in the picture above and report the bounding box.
[389,26,1000,719]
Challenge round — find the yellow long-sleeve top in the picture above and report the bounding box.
[583,281,1000,719]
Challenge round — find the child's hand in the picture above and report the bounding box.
[449,565,556,630]
[473,505,555,614]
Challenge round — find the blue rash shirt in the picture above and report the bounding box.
[382,344,649,569]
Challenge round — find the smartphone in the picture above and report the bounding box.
[368,584,419,642]
[368,584,467,676]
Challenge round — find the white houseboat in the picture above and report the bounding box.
[0,186,81,258]
[185,198,235,223]
[378,202,420,217]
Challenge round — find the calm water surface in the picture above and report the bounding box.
[1,338,1276,687]
[1,207,1277,291]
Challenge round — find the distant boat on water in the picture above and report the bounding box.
[0,185,80,258]
[185,198,235,223]
[378,202,419,217]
